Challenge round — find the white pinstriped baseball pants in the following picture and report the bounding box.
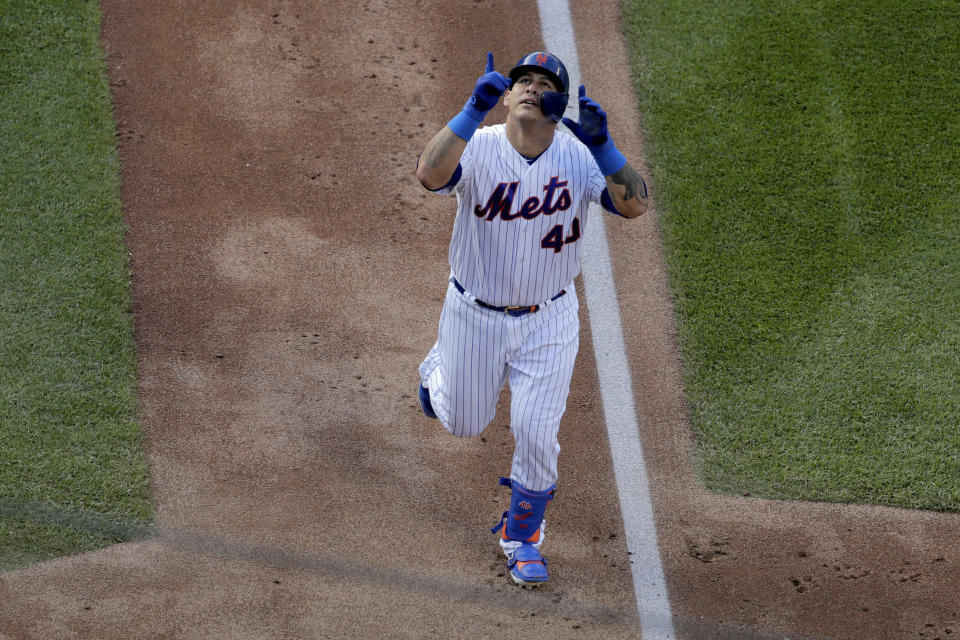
[419,280,580,492]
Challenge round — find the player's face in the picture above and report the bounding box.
[505,71,559,122]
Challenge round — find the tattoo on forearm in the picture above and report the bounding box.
[424,129,458,169]
[611,163,648,202]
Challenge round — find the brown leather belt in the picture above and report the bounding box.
[452,278,566,317]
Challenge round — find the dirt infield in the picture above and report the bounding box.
[1,1,958,638]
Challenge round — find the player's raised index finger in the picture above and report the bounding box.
[486,51,495,74]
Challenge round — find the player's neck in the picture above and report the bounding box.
[505,118,556,158]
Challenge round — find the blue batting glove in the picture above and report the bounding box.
[464,52,510,118]
[449,52,509,141]
[562,85,626,175]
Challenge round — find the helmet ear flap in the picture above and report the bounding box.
[539,91,569,122]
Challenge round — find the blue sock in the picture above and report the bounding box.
[418,382,437,419]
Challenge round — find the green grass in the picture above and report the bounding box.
[623,0,960,510]
[0,1,153,569]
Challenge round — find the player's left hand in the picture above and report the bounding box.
[562,84,626,176]
[561,85,611,151]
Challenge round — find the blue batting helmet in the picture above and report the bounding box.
[508,51,570,95]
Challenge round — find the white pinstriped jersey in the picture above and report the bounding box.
[435,124,607,307]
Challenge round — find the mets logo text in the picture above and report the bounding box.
[474,176,572,222]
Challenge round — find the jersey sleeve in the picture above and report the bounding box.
[600,187,625,217]
[586,154,607,204]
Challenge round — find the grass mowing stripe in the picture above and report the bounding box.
[0,1,153,569]
[622,0,960,510]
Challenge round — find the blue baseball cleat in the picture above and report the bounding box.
[418,382,437,419]
[507,543,549,588]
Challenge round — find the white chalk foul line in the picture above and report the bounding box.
[536,1,677,638]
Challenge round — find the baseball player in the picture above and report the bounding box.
[415,51,648,588]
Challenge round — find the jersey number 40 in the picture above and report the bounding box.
[540,217,581,253]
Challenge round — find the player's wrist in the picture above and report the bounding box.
[448,109,483,141]
[592,140,626,176]
[462,96,490,122]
